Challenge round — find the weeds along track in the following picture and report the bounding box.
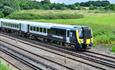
[0,32,115,70]
[0,54,21,70]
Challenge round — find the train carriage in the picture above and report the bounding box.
[0,19,93,50]
[0,19,20,33]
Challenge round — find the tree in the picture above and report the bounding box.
[74,3,80,6]
[43,0,50,4]
[89,4,97,10]
[0,0,20,10]
[42,4,50,10]
[50,3,66,10]
[104,5,110,10]
[41,0,50,4]
[67,4,76,10]
[109,4,115,10]
[0,11,4,18]
[101,0,110,7]
[79,0,110,7]
[2,6,14,16]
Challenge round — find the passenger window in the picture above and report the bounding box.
[31,26,33,31]
[14,24,15,27]
[10,24,11,27]
[43,28,45,33]
[33,27,35,31]
[12,24,14,27]
[17,24,18,28]
[32,26,34,31]
[12,24,13,27]
[15,24,16,28]
[40,28,42,32]
[44,28,46,33]
[5,23,6,26]
[37,27,39,32]
[10,24,12,27]
[30,26,32,30]
[67,31,70,37]
[35,27,37,31]
[7,23,8,26]
[16,24,17,28]
[42,28,44,32]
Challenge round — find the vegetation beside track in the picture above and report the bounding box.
[7,10,115,46]
[111,45,115,52]
[0,61,10,70]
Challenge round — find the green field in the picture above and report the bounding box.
[7,10,115,46]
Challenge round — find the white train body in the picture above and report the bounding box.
[0,19,93,50]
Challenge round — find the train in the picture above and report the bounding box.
[0,19,93,50]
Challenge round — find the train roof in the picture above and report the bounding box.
[0,19,88,30]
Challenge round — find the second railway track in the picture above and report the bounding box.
[0,41,73,70]
[0,44,57,70]
[0,32,115,70]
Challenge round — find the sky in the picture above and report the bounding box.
[36,0,115,4]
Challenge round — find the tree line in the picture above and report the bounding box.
[0,0,115,17]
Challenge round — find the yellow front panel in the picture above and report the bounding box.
[76,30,92,45]
[86,39,90,44]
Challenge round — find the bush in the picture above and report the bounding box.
[0,12,4,18]
[94,33,115,45]
[2,6,14,16]
[7,10,84,19]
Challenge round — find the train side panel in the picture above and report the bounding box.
[0,20,1,30]
[20,23,28,33]
[0,20,1,27]
[0,21,20,31]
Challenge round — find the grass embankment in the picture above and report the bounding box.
[7,10,115,46]
[8,10,83,19]
[0,61,10,70]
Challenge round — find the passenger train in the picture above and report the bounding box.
[0,19,93,50]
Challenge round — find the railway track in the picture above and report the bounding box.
[0,35,74,70]
[86,50,115,59]
[0,44,57,70]
[0,32,115,70]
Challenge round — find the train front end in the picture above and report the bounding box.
[76,27,93,50]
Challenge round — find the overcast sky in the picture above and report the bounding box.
[37,0,115,4]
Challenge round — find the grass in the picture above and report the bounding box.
[0,61,10,70]
[7,10,84,19]
[111,45,115,52]
[7,10,115,45]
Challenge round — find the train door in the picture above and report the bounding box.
[21,23,28,33]
[66,30,70,43]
